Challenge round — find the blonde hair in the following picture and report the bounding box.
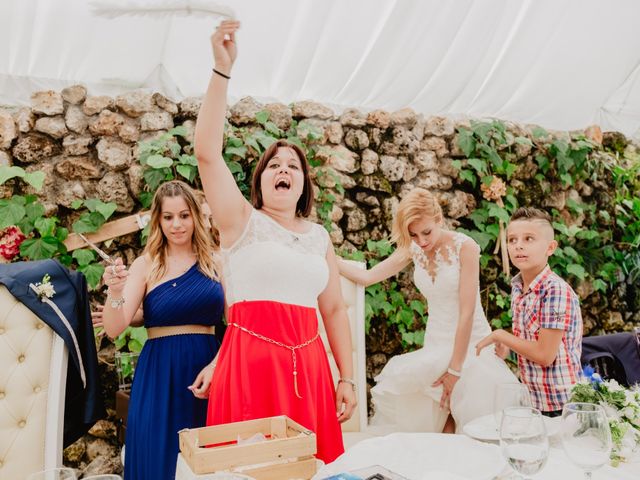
[144,181,220,286]
[193,190,220,248]
[391,188,444,252]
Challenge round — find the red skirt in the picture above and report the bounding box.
[206,300,344,464]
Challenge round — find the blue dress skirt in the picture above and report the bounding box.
[124,264,224,480]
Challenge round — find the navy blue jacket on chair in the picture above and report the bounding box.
[0,259,104,446]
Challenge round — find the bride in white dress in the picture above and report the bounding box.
[338,188,517,433]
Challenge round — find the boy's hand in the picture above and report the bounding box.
[476,330,503,356]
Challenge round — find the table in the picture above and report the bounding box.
[313,433,640,480]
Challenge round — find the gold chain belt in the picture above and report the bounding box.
[229,322,319,399]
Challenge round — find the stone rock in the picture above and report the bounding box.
[116,91,156,117]
[379,141,400,156]
[330,204,344,222]
[88,419,118,441]
[368,127,382,149]
[57,181,87,208]
[424,116,455,137]
[65,104,89,134]
[437,157,459,178]
[179,119,196,146]
[513,155,538,180]
[63,437,86,465]
[358,173,393,193]
[89,110,125,136]
[82,449,121,476]
[441,190,476,219]
[344,129,370,151]
[340,108,366,128]
[346,230,370,246]
[411,120,426,142]
[382,197,399,226]
[314,166,356,190]
[12,134,60,163]
[55,155,103,180]
[35,116,68,139]
[0,111,17,149]
[97,172,135,212]
[0,150,11,167]
[83,96,115,116]
[118,119,141,143]
[297,118,328,143]
[329,224,344,244]
[390,108,418,127]
[61,85,87,105]
[449,133,466,157]
[13,108,35,133]
[603,311,624,331]
[96,137,132,170]
[402,162,419,182]
[414,171,453,190]
[421,136,449,158]
[392,126,420,154]
[127,163,145,198]
[324,121,343,144]
[514,139,532,159]
[140,111,173,131]
[413,150,438,171]
[542,190,565,210]
[152,92,179,114]
[576,280,595,300]
[179,96,202,118]
[316,145,358,173]
[229,96,263,125]
[292,101,333,120]
[379,155,405,182]
[360,149,379,175]
[21,161,56,198]
[355,192,380,207]
[264,103,293,130]
[31,90,64,115]
[366,109,391,129]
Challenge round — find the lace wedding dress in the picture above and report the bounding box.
[370,232,517,432]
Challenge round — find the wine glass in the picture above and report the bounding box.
[27,468,77,480]
[494,383,533,428]
[560,402,612,479]
[499,407,549,479]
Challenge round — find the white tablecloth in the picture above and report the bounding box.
[313,433,640,480]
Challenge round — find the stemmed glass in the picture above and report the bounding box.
[27,468,77,480]
[560,402,612,479]
[494,383,533,429]
[499,407,549,479]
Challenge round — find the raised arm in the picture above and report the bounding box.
[337,249,410,287]
[101,256,147,339]
[194,20,251,244]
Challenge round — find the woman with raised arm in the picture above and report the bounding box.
[101,180,224,480]
[194,20,356,463]
[339,188,517,434]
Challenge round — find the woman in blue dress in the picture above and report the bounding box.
[101,180,224,480]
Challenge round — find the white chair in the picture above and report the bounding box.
[0,285,68,479]
[318,261,378,449]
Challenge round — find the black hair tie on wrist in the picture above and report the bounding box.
[212,68,231,80]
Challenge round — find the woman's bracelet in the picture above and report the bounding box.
[338,378,356,391]
[447,367,461,377]
[212,68,230,80]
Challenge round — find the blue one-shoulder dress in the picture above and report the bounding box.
[124,263,224,480]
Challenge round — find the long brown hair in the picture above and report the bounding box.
[250,139,314,217]
[143,180,220,285]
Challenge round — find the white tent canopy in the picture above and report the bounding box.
[2,0,640,137]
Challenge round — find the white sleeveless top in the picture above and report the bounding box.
[410,231,491,346]
[221,209,330,308]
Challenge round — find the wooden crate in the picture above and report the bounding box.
[179,416,317,480]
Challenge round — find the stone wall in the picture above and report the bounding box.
[1,86,639,475]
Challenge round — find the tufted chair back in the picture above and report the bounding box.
[0,285,68,480]
[318,261,367,433]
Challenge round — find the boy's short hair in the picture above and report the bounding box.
[509,207,554,238]
[510,207,552,224]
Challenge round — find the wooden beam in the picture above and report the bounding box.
[64,211,150,251]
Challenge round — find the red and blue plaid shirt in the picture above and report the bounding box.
[511,265,583,412]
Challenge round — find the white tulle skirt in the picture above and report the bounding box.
[370,343,517,433]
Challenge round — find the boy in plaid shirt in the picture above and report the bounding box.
[476,207,583,416]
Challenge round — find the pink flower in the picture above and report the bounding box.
[0,226,26,261]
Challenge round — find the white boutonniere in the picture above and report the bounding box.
[33,274,56,301]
